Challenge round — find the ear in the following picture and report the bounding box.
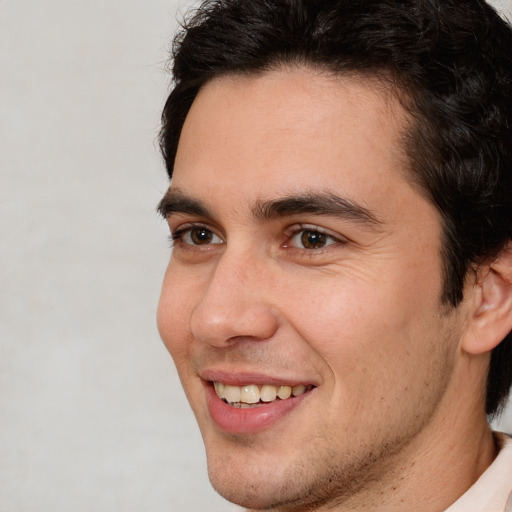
[462,241,512,355]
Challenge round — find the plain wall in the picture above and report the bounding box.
[0,1,511,511]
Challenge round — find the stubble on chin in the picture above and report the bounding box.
[205,434,416,511]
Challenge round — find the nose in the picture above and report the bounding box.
[189,251,279,347]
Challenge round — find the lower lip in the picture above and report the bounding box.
[204,383,311,434]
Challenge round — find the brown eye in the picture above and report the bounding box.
[191,228,213,245]
[181,227,222,246]
[301,230,327,249]
[289,229,336,249]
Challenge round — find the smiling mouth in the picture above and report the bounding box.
[213,381,315,408]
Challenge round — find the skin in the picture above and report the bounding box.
[157,68,498,511]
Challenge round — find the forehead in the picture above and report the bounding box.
[172,67,413,213]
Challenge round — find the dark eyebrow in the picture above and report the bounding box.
[157,189,211,219]
[158,189,382,230]
[253,192,382,229]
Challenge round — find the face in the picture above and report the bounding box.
[158,68,468,510]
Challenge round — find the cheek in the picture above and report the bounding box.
[282,268,444,391]
[157,263,196,366]
[157,269,208,419]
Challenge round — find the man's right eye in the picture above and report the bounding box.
[172,227,223,246]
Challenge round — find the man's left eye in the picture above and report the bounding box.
[289,229,337,249]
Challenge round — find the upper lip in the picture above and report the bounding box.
[199,368,319,388]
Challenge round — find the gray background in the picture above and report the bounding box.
[0,1,511,511]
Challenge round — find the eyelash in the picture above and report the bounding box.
[169,223,346,253]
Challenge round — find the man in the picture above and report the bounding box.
[156,0,512,510]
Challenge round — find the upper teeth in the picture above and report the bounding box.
[214,382,308,405]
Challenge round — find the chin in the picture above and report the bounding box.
[208,476,300,511]
[205,445,299,510]
[203,440,345,512]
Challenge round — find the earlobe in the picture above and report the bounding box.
[462,241,512,355]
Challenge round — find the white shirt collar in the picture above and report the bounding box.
[445,433,512,512]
